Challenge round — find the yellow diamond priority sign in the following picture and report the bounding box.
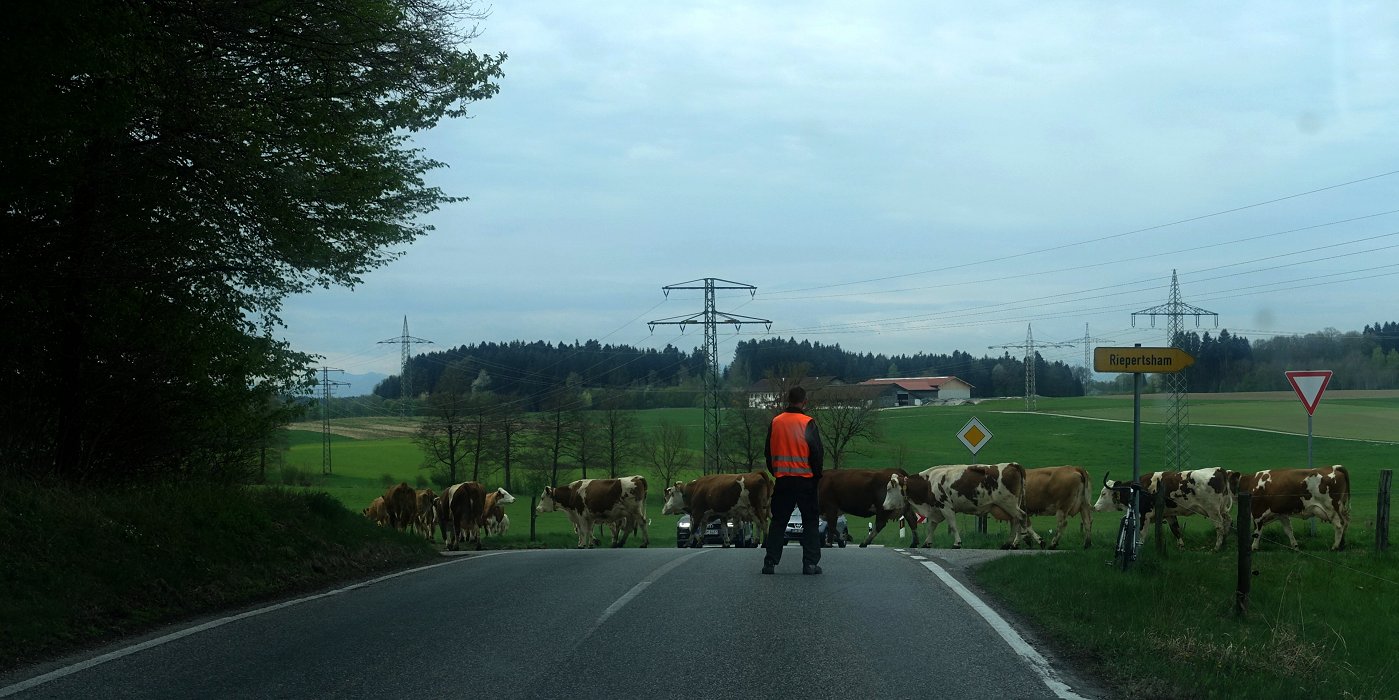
[957,417,992,455]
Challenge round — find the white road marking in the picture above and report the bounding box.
[0,551,517,698]
[908,553,1090,700]
[588,549,711,635]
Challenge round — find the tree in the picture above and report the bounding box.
[721,391,771,473]
[811,385,883,470]
[0,2,504,480]
[414,362,473,484]
[596,391,640,478]
[645,420,692,491]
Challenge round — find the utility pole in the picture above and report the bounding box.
[378,316,433,417]
[649,278,771,475]
[1063,323,1115,394]
[319,367,349,475]
[990,324,1074,411]
[1133,270,1217,473]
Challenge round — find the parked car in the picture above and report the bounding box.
[675,514,757,547]
[783,511,850,547]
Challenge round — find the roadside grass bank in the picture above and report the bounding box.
[0,478,439,674]
[972,545,1399,699]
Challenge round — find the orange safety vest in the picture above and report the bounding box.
[769,411,814,478]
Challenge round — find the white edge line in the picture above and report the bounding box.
[0,551,516,698]
[915,557,1089,700]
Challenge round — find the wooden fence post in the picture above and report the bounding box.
[1378,469,1393,552]
[1236,492,1252,617]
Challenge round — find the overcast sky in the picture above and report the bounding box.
[280,1,1399,380]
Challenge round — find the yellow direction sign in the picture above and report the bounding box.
[1094,346,1195,374]
[957,417,992,455]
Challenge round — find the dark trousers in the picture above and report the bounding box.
[765,476,821,568]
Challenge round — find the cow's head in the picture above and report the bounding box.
[1093,472,1126,512]
[881,474,908,511]
[660,482,687,515]
[537,487,559,513]
[495,487,517,506]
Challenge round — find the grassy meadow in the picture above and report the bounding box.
[283,391,1399,698]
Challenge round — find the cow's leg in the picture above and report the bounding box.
[1169,516,1185,549]
[690,510,708,548]
[920,510,939,547]
[1080,505,1093,549]
[1048,509,1066,549]
[1020,510,1044,549]
[943,510,963,549]
[1330,512,1346,551]
[861,512,886,547]
[1211,515,1228,551]
[1279,516,1300,549]
[638,511,650,548]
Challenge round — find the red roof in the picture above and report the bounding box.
[858,376,974,391]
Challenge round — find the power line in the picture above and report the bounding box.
[317,367,349,475]
[989,324,1075,411]
[378,316,432,416]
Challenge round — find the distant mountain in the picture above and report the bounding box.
[339,372,387,397]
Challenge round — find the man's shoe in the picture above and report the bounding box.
[761,564,775,575]
[802,564,822,575]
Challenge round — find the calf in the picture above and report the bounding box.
[538,476,650,548]
[662,472,765,548]
[991,466,1093,549]
[477,488,516,538]
[818,468,918,548]
[1239,466,1350,551]
[437,482,511,551]
[1093,468,1240,551]
[886,463,1042,549]
[362,496,389,526]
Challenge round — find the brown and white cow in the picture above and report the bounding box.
[477,488,515,538]
[1239,465,1350,551]
[818,468,919,548]
[414,488,438,541]
[661,471,770,548]
[990,466,1093,549]
[362,496,389,526]
[1093,467,1240,551]
[885,463,1043,549]
[537,476,650,549]
[382,482,417,533]
[437,482,514,551]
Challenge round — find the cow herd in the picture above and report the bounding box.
[361,462,1352,553]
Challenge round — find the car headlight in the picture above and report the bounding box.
[678,523,691,530]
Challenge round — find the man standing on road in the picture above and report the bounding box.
[762,386,825,575]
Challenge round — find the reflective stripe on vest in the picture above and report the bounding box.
[770,412,813,478]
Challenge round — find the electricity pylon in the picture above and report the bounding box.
[1062,323,1115,394]
[650,279,771,475]
[378,316,433,416]
[1133,270,1217,473]
[319,367,349,475]
[990,323,1074,411]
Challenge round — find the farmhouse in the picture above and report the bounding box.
[745,376,838,408]
[857,376,974,407]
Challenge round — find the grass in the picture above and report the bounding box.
[0,478,438,673]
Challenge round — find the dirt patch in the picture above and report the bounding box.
[287,419,419,440]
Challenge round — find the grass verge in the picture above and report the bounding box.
[0,478,439,674]
[971,545,1399,699]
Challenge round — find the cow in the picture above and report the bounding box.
[990,466,1093,549]
[1093,467,1240,551]
[885,463,1043,550]
[818,468,919,548]
[414,488,437,541]
[1239,466,1350,551]
[382,482,417,532]
[538,476,650,549]
[661,471,770,548]
[362,496,389,526]
[483,503,509,536]
[438,482,514,551]
[477,488,515,538]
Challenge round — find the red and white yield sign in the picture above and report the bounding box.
[1285,370,1333,416]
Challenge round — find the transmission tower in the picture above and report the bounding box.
[318,367,349,475]
[1132,269,1217,473]
[649,278,771,475]
[989,323,1074,411]
[1063,323,1115,394]
[378,316,433,417]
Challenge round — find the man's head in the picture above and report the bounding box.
[786,386,806,407]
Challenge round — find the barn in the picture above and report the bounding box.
[857,376,975,407]
[744,376,839,409]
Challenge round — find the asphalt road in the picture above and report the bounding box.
[3,546,1097,699]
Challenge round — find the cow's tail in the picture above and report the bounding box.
[1077,468,1092,513]
[1334,465,1351,512]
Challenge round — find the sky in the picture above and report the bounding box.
[280,1,1399,382]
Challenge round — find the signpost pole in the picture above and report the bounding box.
[1131,347,1142,563]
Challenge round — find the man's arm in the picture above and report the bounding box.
[806,420,824,479]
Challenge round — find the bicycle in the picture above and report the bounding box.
[1109,481,1143,571]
